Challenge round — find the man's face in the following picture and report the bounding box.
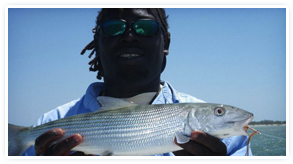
[96,8,169,86]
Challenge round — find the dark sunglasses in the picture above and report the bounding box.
[97,19,164,37]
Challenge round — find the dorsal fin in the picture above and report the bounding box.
[124,92,157,105]
[97,96,136,111]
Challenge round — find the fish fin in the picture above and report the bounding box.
[101,150,113,156]
[124,92,157,105]
[175,132,191,144]
[8,123,30,156]
[97,96,137,111]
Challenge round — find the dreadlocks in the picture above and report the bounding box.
[80,8,169,80]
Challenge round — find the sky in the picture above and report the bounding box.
[7,7,287,126]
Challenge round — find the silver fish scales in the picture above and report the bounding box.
[8,96,254,156]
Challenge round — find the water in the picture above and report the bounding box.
[248,125,286,156]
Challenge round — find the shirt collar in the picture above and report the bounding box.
[83,82,105,112]
[83,81,174,112]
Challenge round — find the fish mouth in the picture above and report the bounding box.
[226,114,254,136]
[238,114,254,136]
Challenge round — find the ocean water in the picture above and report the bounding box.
[249,125,286,156]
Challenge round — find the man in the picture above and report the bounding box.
[22,8,251,156]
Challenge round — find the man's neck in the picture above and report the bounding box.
[103,79,161,99]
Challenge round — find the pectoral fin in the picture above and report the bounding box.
[175,132,191,144]
[97,96,136,111]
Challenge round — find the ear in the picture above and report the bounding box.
[161,32,170,72]
[163,32,171,55]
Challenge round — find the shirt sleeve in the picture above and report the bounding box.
[222,135,253,156]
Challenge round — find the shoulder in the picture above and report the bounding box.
[174,91,205,103]
[156,81,205,104]
[36,98,81,125]
[37,82,105,125]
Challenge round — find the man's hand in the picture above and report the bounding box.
[34,128,90,156]
[173,131,227,156]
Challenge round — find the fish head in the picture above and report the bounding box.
[187,103,254,139]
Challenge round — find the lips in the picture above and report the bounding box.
[116,46,145,58]
[117,53,144,66]
[119,54,142,58]
[113,46,147,66]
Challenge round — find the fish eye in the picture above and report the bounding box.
[214,107,225,116]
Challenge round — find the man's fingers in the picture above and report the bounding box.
[174,131,227,156]
[174,137,211,156]
[70,151,96,156]
[191,131,227,155]
[35,128,64,156]
[35,129,83,156]
[43,134,83,156]
[172,149,193,156]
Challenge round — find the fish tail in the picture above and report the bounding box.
[8,123,30,156]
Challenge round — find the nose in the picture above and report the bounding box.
[120,29,140,43]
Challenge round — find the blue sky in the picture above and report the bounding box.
[8,8,286,126]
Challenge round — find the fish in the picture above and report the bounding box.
[8,96,254,156]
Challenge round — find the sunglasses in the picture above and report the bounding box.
[97,19,164,37]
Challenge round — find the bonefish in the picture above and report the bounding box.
[8,96,254,156]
